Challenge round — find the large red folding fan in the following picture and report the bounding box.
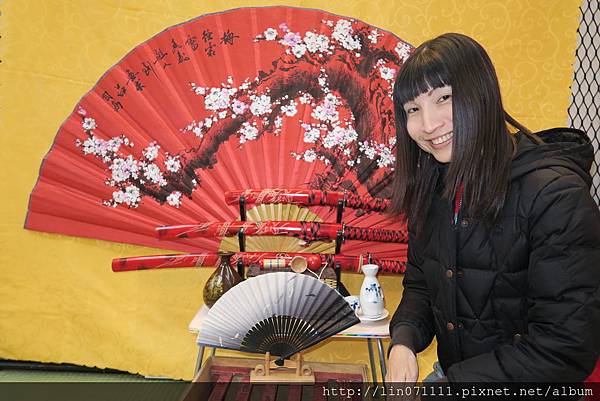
[25,6,413,260]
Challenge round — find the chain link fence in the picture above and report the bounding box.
[568,0,600,206]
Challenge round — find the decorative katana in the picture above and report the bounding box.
[224,188,390,213]
[112,251,406,274]
[155,221,407,244]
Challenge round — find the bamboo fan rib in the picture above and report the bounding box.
[25,6,412,260]
[219,205,334,255]
[197,272,359,359]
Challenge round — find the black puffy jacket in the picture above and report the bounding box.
[389,128,600,382]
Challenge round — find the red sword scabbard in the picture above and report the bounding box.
[156,221,406,243]
[113,252,406,274]
[112,253,219,272]
[224,188,390,213]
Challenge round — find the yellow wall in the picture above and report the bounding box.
[0,0,580,380]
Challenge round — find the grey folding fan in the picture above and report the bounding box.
[197,272,359,363]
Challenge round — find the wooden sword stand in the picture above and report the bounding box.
[250,352,315,383]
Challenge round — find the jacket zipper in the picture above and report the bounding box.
[453,183,464,359]
[453,183,464,226]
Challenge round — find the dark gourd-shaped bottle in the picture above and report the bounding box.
[203,252,242,307]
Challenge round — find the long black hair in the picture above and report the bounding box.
[389,33,532,235]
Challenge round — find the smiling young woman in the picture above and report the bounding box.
[389,33,533,235]
[402,85,454,163]
[386,33,600,386]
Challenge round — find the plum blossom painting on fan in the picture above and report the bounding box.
[26,7,412,257]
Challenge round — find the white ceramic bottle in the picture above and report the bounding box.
[359,263,384,318]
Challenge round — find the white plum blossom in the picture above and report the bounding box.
[190,82,206,95]
[232,99,247,114]
[204,117,213,128]
[318,74,329,91]
[165,156,181,173]
[359,140,396,168]
[304,32,329,53]
[281,102,297,117]
[204,87,234,110]
[368,29,381,44]
[81,135,124,160]
[78,113,194,209]
[182,121,203,137]
[107,137,124,152]
[311,93,339,122]
[303,149,317,162]
[82,117,97,131]
[303,127,321,143]
[124,185,140,206]
[112,185,141,207]
[143,142,160,161]
[250,94,272,116]
[299,92,313,104]
[274,116,283,128]
[281,31,302,47]
[332,19,361,51]
[379,66,396,81]
[110,156,139,183]
[218,110,228,119]
[239,80,251,90]
[81,137,103,155]
[292,43,307,58]
[377,146,395,168]
[363,143,377,160]
[111,191,125,206]
[342,126,358,144]
[323,125,357,148]
[239,122,259,143]
[395,42,411,62]
[333,20,351,36]
[143,163,166,185]
[124,186,140,203]
[166,191,182,207]
[264,28,278,41]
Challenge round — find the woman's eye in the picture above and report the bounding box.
[405,106,418,114]
[438,94,451,103]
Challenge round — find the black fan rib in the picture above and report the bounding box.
[238,295,359,362]
[275,292,360,363]
[240,315,317,356]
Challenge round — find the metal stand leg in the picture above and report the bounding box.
[367,338,378,384]
[376,338,387,385]
[194,345,205,375]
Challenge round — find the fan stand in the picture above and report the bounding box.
[250,352,315,383]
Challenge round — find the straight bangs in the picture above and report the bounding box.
[393,50,451,108]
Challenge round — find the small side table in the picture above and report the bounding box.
[188,306,390,384]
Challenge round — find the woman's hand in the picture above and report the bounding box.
[386,344,419,383]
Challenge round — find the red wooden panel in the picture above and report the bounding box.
[208,373,233,401]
